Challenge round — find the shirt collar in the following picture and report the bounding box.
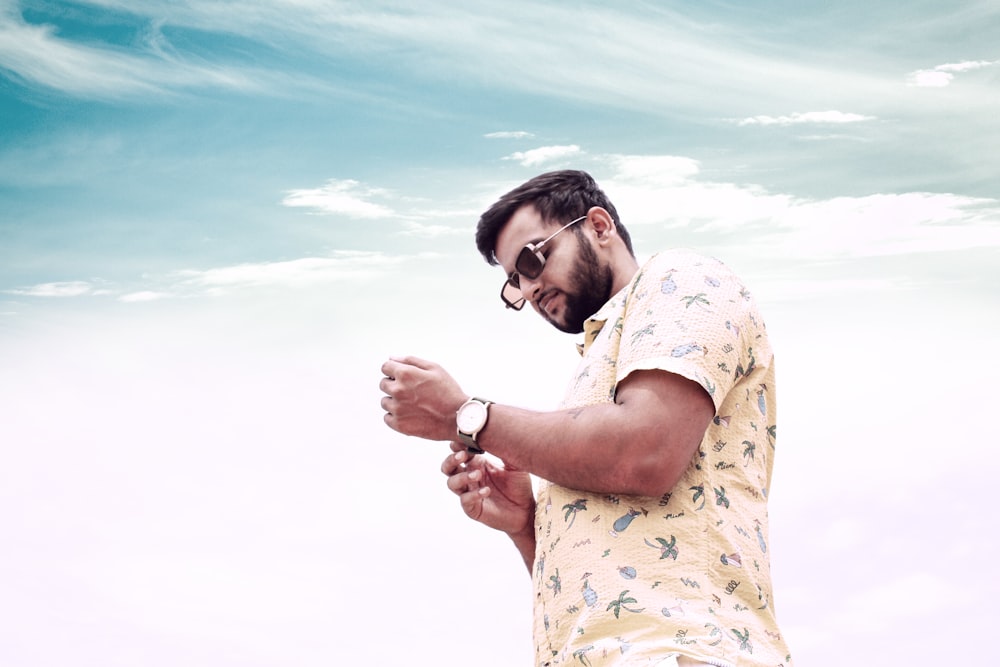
[574,260,648,355]
[578,287,627,356]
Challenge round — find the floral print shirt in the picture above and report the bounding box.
[532,250,792,667]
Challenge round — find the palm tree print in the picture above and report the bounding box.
[742,440,756,466]
[682,292,711,309]
[572,645,595,666]
[606,590,645,618]
[690,485,706,510]
[630,323,656,343]
[547,568,562,596]
[563,499,588,529]
[611,316,624,338]
[731,627,753,653]
[644,536,679,560]
[714,486,730,509]
[745,346,756,375]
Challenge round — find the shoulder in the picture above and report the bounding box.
[642,248,732,274]
[625,249,740,305]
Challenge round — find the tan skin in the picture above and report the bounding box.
[380,205,715,572]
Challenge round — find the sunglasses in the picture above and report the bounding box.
[500,215,586,310]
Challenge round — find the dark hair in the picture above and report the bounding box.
[475,170,634,265]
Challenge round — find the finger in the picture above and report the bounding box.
[440,450,466,476]
[459,486,490,518]
[389,355,435,371]
[446,466,486,495]
[445,470,474,495]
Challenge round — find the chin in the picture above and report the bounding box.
[548,314,585,334]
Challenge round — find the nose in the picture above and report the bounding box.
[518,275,543,304]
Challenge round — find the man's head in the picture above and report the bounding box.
[476,170,638,334]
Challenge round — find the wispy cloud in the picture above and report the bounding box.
[907,60,1000,87]
[0,7,268,99]
[119,290,170,303]
[0,1,956,119]
[3,252,425,301]
[4,280,94,297]
[737,111,876,126]
[281,179,399,218]
[503,145,582,168]
[603,153,1000,260]
[397,221,466,238]
[172,251,409,295]
[9,150,998,304]
[484,131,534,139]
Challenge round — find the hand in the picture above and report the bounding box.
[441,442,535,537]
[380,356,467,442]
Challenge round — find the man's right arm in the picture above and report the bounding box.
[441,445,537,573]
[475,369,714,500]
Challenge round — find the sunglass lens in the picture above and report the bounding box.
[515,247,543,279]
[501,281,524,310]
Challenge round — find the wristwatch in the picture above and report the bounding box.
[456,397,493,454]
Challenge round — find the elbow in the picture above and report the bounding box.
[615,449,687,498]
[614,432,698,498]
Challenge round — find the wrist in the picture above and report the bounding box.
[456,396,493,453]
[508,518,536,542]
[508,516,537,572]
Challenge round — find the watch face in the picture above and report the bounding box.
[457,400,488,433]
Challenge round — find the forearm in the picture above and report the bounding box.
[475,372,714,498]
[478,404,673,496]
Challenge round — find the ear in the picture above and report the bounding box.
[586,206,617,245]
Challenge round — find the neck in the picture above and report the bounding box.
[610,254,640,295]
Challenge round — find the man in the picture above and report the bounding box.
[380,170,792,666]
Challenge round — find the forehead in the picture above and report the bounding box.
[494,205,551,269]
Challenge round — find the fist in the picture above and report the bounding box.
[379,355,467,442]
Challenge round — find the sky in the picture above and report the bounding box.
[1,1,998,665]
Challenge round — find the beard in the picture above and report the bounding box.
[543,234,614,334]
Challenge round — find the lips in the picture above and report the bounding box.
[539,290,559,315]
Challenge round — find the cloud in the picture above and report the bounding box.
[3,251,431,302]
[281,179,398,218]
[118,291,170,303]
[398,221,467,238]
[737,111,876,126]
[0,8,269,99]
[907,60,999,87]
[0,1,966,122]
[602,153,1000,261]
[484,131,534,139]
[4,281,93,297]
[503,145,582,167]
[173,251,407,294]
[908,70,955,88]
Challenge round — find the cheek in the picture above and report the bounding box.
[545,249,575,287]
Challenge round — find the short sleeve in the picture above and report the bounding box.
[615,250,766,411]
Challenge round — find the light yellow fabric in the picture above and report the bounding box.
[531,250,792,667]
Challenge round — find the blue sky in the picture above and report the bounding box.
[1,2,998,665]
